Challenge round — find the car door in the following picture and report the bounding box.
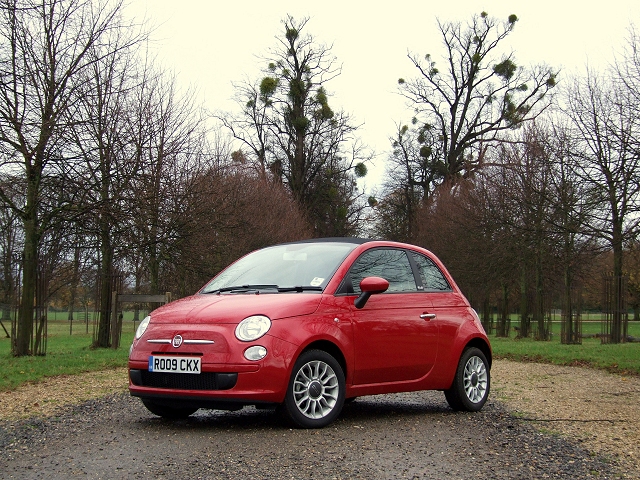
[341,248,439,385]
[410,251,471,356]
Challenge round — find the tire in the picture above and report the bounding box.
[141,399,198,419]
[283,349,345,428]
[444,347,490,412]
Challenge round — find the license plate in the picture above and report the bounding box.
[148,356,201,374]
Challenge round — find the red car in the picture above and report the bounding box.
[128,239,491,428]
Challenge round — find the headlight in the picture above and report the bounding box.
[235,315,271,341]
[135,316,151,339]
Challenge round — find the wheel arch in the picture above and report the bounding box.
[463,337,492,369]
[299,340,348,379]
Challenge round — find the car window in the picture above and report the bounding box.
[201,242,357,293]
[348,248,417,294]
[411,252,451,291]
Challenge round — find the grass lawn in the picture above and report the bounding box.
[1,317,639,392]
[491,320,640,375]
[492,337,640,374]
[0,320,134,391]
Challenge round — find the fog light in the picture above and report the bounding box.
[244,345,267,361]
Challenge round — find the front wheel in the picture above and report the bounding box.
[141,399,197,419]
[444,347,490,412]
[283,350,345,428]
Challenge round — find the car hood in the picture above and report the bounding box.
[148,292,323,324]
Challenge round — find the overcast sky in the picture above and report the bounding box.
[124,0,640,188]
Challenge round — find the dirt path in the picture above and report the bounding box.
[1,360,639,478]
[492,360,640,479]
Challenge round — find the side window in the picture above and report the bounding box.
[349,249,417,294]
[411,253,451,291]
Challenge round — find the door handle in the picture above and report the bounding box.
[420,313,436,320]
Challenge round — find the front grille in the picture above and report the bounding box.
[130,370,237,390]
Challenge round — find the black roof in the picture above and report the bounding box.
[289,237,371,245]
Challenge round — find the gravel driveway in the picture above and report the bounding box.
[0,389,616,479]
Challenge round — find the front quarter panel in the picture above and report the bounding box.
[268,294,354,377]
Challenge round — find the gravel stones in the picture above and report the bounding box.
[0,391,617,479]
[1,359,638,478]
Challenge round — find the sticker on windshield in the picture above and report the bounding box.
[310,277,324,287]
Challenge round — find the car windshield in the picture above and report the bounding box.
[200,242,358,294]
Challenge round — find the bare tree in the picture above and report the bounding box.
[626,240,640,322]
[128,73,208,295]
[613,24,640,119]
[564,68,640,342]
[0,0,143,355]
[0,178,20,337]
[413,173,521,337]
[541,121,598,343]
[399,12,556,181]
[492,124,592,340]
[374,122,442,242]
[411,122,596,341]
[63,17,147,348]
[160,166,312,296]
[221,15,370,234]
[493,129,555,338]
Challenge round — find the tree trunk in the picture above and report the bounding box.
[535,255,547,340]
[566,264,574,338]
[95,224,113,348]
[611,216,624,343]
[14,185,38,356]
[149,219,159,294]
[2,245,14,325]
[496,284,510,337]
[150,248,159,294]
[481,296,492,334]
[519,267,530,338]
[68,245,80,322]
[133,270,141,323]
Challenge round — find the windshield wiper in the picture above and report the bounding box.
[206,284,280,294]
[204,284,323,294]
[276,286,323,292]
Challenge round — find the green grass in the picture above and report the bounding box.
[0,320,134,391]
[491,321,640,375]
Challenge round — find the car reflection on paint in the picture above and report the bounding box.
[128,238,491,428]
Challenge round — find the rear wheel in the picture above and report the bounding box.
[283,350,345,428]
[444,347,490,412]
[141,399,197,419]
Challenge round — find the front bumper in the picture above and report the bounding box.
[128,327,299,406]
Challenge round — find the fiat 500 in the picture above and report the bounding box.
[128,238,491,428]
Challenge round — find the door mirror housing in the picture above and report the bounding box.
[354,276,389,309]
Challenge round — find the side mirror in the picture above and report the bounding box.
[354,276,389,309]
